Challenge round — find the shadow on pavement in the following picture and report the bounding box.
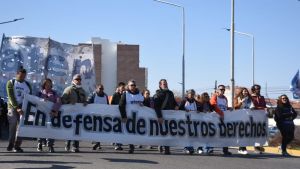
[15,164,76,169]
[0,160,91,165]
[102,158,159,164]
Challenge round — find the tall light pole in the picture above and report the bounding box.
[230,0,235,109]
[153,0,185,99]
[224,28,255,85]
[0,18,24,25]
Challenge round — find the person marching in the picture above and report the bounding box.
[179,89,200,155]
[153,79,179,155]
[119,80,144,154]
[234,87,254,155]
[61,74,87,153]
[111,82,126,151]
[196,92,215,155]
[210,85,232,155]
[274,94,298,157]
[250,84,267,154]
[6,66,32,152]
[87,84,109,151]
[36,78,61,153]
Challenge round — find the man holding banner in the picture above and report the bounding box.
[61,74,87,153]
[6,66,32,152]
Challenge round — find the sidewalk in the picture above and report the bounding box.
[246,146,300,157]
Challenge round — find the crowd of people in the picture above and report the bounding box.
[0,66,298,157]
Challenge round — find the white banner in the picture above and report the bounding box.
[19,95,268,147]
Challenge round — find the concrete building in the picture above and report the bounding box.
[90,38,147,96]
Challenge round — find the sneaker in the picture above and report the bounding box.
[184,147,194,155]
[197,148,203,154]
[158,146,163,153]
[254,147,264,154]
[205,148,213,155]
[37,143,43,152]
[7,144,14,151]
[48,146,55,153]
[115,145,123,151]
[238,150,248,155]
[71,147,79,153]
[128,145,134,154]
[282,151,292,157]
[13,147,24,153]
[65,145,70,152]
[92,143,101,150]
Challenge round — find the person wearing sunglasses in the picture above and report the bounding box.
[210,84,232,155]
[250,84,267,154]
[61,74,88,153]
[119,79,144,153]
[274,94,297,157]
[87,84,109,151]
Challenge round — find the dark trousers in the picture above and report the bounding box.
[277,122,295,152]
[38,138,54,147]
[66,140,79,148]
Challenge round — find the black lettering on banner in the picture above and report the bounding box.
[193,121,200,137]
[256,122,262,137]
[186,115,194,137]
[113,117,122,133]
[159,120,168,136]
[233,122,239,137]
[73,114,83,135]
[93,115,103,132]
[149,119,159,136]
[245,122,251,137]
[63,115,72,128]
[103,116,112,132]
[24,102,36,126]
[201,122,209,137]
[218,122,226,137]
[35,110,46,126]
[126,112,137,134]
[178,120,186,136]
[83,115,92,131]
[227,123,234,137]
[238,122,245,137]
[169,120,177,136]
[51,111,61,128]
[208,122,216,136]
[261,122,267,137]
[137,119,146,135]
[250,116,257,137]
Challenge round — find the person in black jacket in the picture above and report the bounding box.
[119,80,144,154]
[111,82,125,150]
[153,79,179,155]
[274,94,298,157]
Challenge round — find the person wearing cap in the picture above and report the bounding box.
[6,66,32,152]
[119,79,144,154]
[61,74,87,153]
[87,84,109,151]
[179,89,201,155]
[153,79,179,155]
[210,84,232,155]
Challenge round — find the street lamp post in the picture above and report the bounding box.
[230,0,235,109]
[153,0,185,99]
[0,18,24,25]
[224,29,255,85]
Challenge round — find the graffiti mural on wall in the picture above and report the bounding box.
[0,35,96,98]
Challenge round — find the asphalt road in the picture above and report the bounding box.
[0,140,299,169]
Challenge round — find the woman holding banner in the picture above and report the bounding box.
[179,89,200,155]
[234,87,254,155]
[274,94,297,157]
[36,78,61,153]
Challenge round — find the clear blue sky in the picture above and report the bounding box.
[1,0,299,99]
